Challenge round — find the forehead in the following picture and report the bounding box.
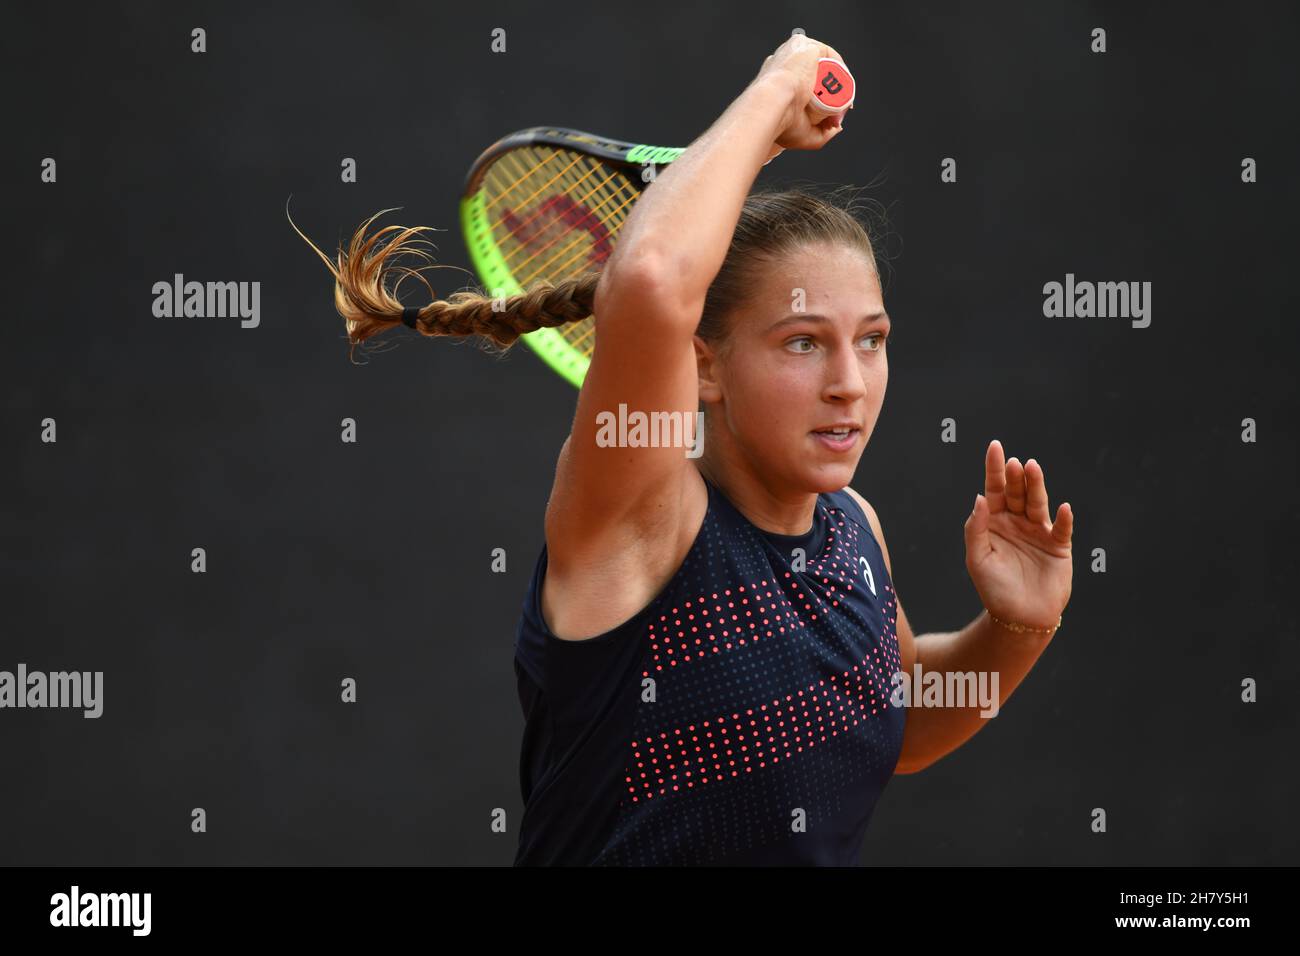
[752,242,881,308]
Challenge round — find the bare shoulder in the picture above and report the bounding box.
[840,485,892,574]
[841,484,880,531]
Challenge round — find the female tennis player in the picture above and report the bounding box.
[297,34,1074,866]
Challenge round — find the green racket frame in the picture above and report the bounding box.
[459,127,685,388]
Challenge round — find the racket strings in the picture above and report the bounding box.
[481,145,644,356]
[492,153,626,278]
[492,150,636,352]
[490,148,639,278]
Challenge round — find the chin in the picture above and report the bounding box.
[802,462,859,494]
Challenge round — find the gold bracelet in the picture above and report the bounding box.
[986,610,1062,635]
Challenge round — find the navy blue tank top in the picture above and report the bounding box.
[512,472,906,866]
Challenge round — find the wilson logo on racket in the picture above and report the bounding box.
[498,194,615,265]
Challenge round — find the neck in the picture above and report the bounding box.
[695,452,819,537]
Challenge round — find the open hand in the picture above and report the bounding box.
[963,439,1074,632]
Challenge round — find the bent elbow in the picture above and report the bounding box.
[594,248,700,330]
[893,752,934,775]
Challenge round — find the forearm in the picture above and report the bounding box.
[602,72,798,301]
[899,610,1057,772]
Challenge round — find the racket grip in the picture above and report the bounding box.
[808,57,855,116]
[763,57,855,166]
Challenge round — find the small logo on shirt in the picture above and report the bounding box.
[859,556,876,595]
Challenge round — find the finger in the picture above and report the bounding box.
[1005,457,1026,514]
[964,492,991,564]
[1024,458,1051,526]
[1051,501,1074,546]
[984,440,1007,514]
[819,113,844,137]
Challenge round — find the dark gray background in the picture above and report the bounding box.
[3,1,1297,865]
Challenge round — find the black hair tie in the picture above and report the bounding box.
[400,305,421,329]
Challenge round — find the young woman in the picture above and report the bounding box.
[297,34,1074,866]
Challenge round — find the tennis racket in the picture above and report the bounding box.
[458,58,855,388]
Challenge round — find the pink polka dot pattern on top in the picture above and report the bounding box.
[512,474,907,866]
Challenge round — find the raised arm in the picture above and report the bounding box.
[547,35,847,564]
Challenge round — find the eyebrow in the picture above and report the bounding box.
[767,311,890,332]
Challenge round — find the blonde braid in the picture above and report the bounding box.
[287,203,600,360]
[408,274,599,347]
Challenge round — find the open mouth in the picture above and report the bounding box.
[811,426,860,450]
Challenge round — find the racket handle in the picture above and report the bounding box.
[809,57,855,116]
[763,57,856,166]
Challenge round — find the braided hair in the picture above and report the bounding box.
[288,185,890,366]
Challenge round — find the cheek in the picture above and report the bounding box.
[730,354,820,433]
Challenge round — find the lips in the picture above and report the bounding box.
[811,425,860,452]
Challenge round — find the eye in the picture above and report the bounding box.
[785,332,889,354]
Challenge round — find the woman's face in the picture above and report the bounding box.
[697,241,889,495]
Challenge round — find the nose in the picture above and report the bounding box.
[821,340,869,404]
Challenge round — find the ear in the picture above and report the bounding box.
[694,334,724,404]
